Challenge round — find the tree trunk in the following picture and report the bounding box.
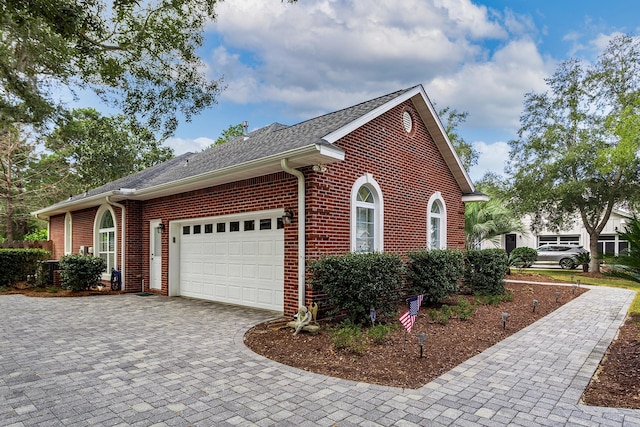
[589,233,600,273]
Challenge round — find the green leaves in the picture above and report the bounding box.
[1,0,224,136]
[507,35,640,245]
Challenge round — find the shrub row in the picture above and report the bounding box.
[310,249,508,324]
[0,249,51,286]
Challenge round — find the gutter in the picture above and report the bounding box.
[281,158,306,309]
[105,196,127,291]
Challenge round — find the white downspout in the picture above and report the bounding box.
[281,159,305,309]
[106,196,126,291]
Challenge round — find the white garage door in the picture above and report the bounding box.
[179,212,284,311]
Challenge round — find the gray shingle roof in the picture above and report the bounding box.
[64,86,416,203]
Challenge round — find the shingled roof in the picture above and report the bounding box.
[34,85,477,217]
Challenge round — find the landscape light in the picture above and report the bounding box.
[501,312,510,330]
[417,332,427,358]
[532,299,539,313]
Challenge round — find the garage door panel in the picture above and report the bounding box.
[228,242,241,255]
[258,265,273,280]
[179,212,284,311]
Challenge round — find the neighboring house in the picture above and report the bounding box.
[488,209,632,257]
[33,85,485,315]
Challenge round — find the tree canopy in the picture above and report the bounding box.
[507,35,640,272]
[211,123,246,147]
[438,107,479,171]
[0,0,223,136]
[46,108,174,192]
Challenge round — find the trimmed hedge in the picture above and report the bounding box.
[309,252,404,324]
[0,249,51,286]
[464,249,508,295]
[58,255,107,291]
[406,250,465,304]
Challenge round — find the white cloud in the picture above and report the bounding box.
[165,137,216,155]
[428,38,553,133]
[468,140,510,181]
[204,0,551,136]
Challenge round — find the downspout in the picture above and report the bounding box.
[105,196,126,291]
[281,159,305,309]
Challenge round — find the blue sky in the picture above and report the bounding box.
[92,0,640,181]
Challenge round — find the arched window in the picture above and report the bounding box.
[94,206,116,275]
[427,193,446,250]
[351,174,383,252]
[64,212,72,255]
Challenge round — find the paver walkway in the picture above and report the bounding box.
[0,285,638,426]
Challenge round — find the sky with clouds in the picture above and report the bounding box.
[150,0,639,181]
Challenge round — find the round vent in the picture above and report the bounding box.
[402,111,413,133]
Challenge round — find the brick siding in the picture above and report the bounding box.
[48,99,466,315]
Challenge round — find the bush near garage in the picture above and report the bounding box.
[405,249,465,304]
[0,249,51,286]
[465,249,508,295]
[309,252,404,325]
[509,247,538,268]
[58,255,107,291]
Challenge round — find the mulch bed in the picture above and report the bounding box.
[244,281,588,389]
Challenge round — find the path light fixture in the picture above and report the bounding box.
[570,274,575,283]
[370,307,376,326]
[501,312,510,330]
[572,284,577,295]
[417,332,427,358]
[532,299,539,313]
[576,279,581,287]
[555,291,561,303]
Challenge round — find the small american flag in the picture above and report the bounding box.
[399,310,415,332]
[408,295,424,316]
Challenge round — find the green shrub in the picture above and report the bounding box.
[23,229,48,241]
[367,323,394,344]
[0,249,51,286]
[428,305,452,324]
[508,247,537,268]
[330,323,366,354]
[454,297,475,320]
[465,249,508,295]
[58,255,107,291]
[406,250,465,304]
[309,252,404,324]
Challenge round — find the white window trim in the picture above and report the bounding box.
[350,174,384,252]
[64,212,72,255]
[93,204,117,280]
[427,192,447,250]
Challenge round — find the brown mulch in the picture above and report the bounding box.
[0,284,126,297]
[582,315,640,408]
[245,280,588,389]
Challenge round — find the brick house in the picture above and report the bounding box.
[34,85,485,315]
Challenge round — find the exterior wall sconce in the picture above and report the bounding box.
[417,332,427,358]
[282,210,294,225]
[501,312,510,329]
[157,223,165,233]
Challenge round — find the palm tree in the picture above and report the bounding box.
[465,199,526,250]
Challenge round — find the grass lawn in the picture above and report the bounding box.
[531,269,640,315]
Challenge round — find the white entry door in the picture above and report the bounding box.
[150,220,163,290]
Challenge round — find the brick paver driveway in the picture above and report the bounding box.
[1,287,640,426]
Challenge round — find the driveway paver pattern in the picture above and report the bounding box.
[0,285,639,426]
